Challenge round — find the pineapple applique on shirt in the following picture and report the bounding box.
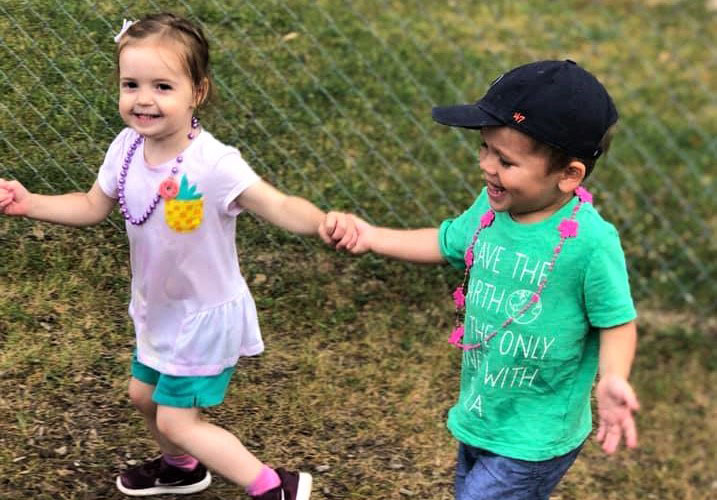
[164,174,203,232]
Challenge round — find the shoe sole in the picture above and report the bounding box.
[115,471,212,496]
[296,472,312,500]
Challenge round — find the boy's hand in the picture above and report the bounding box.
[347,215,375,254]
[319,211,358,250]
[0,179,31,216]
[595,374,640,454]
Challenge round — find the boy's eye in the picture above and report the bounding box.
[499,157,512,167]
[157,83,173,91]
[121,81,137,89]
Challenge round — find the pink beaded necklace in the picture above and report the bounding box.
[118,116,200,225]
[448,186,593,351]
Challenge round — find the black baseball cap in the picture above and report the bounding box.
[432,60,618,159]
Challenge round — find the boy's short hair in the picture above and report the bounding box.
[432,60,618,171]
[533,125,616,179]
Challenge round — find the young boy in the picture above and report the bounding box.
[345,60,639,499]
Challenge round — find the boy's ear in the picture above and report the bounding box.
[558,160,587,193]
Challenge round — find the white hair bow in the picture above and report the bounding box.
[113,19,136,43]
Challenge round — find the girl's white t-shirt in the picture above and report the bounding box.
[98,127,264,376]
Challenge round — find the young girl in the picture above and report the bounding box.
[0,12,356,500]
[343,60,640,499]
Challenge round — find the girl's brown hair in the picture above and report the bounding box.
[116,12,213,108]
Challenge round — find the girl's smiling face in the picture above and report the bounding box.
[118,39,197,149]
[479,126,579,223]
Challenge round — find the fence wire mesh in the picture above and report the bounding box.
[1,0,715,316]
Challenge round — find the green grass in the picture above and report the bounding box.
[1,222,715,499]
[1,1,716,499]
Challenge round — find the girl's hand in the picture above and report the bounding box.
[320,211,358,250]
[0,179,31,216]
[595,374,640,454]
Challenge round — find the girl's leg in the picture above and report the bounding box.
[118,377,211,497]
[155,405,263,487]
[127,376,186,456]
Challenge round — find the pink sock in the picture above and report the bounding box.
[163,453,199,471]
[247,465,281,496]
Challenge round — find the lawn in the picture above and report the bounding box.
[1,1,715,499]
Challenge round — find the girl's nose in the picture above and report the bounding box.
[136,88,153,105]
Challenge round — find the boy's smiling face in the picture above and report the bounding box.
[479,126,579,224]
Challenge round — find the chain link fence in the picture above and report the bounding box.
[1,0,715,317]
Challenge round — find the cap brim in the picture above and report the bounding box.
[431,103,504,129]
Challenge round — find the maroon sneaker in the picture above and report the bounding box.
[250,468,312,500]
[115,456,211,496]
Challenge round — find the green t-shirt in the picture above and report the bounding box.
[438,188,636,461]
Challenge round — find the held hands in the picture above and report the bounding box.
[319,211,359,250]
[319,212,374,253]
[0,179,31,216]
[595,374,640,454]
[344,214,373,254]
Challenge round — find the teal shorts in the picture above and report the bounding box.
[131,352,235,408]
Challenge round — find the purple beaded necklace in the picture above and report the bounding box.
[118,116,200,225]
[448,186,593,351]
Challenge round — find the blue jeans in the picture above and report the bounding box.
[454,441,583,500]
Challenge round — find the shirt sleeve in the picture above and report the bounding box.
[97,128,135,199]
[438,190,487,269]
[583,224,637,328]
[212,150,261,216]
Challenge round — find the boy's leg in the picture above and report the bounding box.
[456,444,582,500]
[533,444,583,499]
[454,442,477,499]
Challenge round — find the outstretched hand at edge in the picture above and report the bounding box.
[595,374,640,454]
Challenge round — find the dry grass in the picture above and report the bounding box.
[0,221,715,499]
[1,3,715,498]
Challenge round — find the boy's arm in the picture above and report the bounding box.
[595,320,640,454]
[236,180,356,247]
[0,179,115,226]
[350,215,444,264]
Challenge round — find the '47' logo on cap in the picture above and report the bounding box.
[512,112,526,123]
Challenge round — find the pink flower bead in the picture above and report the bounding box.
[453,287,466,308]
[158,178,179,200]
[558,219,579,238]
[575,186,593,203]
[449,325,465,345]
[464,247,474,267]
[480,209,495,228]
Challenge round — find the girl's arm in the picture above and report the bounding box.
[0,179,116,226]
[350,215,444,264]
[237,180,357,248]
[237,180,323,234]
[595,320,640,454]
